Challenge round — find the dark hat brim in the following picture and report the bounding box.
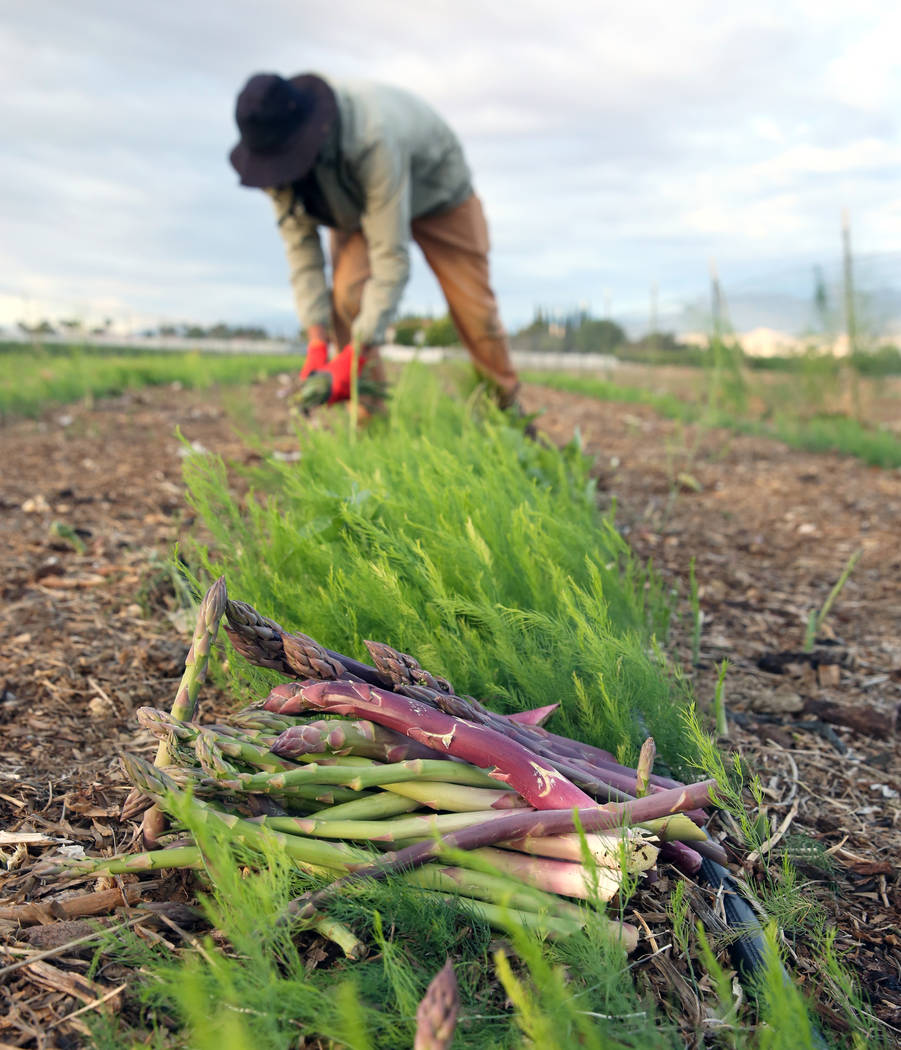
[229,74,338,189]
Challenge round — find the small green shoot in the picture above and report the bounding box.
[689,558,702,667]
[803,547,863,652]
[714,659,729,738]
[49,520,87,554]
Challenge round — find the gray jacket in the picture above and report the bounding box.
[267,77,473,345]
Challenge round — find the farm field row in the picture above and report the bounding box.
[0,365,897,1047]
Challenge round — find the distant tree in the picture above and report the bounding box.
[18,319,56,336]
[391,316,423,346]
[569,318,626,354]
[423,314,459,347]
[628,331,683,355]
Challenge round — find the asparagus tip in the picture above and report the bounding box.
[414,959,459,1050]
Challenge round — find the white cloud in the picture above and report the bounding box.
[2,0,899,334]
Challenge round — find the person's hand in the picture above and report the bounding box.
[322,343,370,404]
[294,344,372,412]
[299,336,329,380]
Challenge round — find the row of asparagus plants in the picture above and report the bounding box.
[44,577,720,968]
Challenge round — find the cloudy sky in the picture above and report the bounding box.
[3,0,900,336]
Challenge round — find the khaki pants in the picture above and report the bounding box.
[329,194,520,407]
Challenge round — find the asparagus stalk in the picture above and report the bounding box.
[254,809,656,874]
[406,864,587,923]
[497,831,657,872]
[36,841,366,959]
[151,765,365,807]
[414,892,633,945]
[384,678,701,812]
[124,756,369,874]
[139,708,297,773]
[284,778,715,921]
[657,840,703,875]
[144,578,228,846]
[228,708,299,734]
[170,577,228,724]
[218,757,504,794]
[264,681,598,811]
[343,648,707,819]
[469,846,622,901]
[250,809,517,843]
[34,844,205,878]
[225,605,698,810]
[382,781,529,811]
[382,781,522,810]
[281,630,348,681]
[194,729,237,779]
[265,683,711,845]
[224,600,385,686]
[387,841,628,901]
[365,638,691,800]
[526,725,685,791]
[364,639,454,694]
[312,792,423,822]
[271,719,439,763]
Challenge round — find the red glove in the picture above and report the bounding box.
[299,338,329,380]
[323,344,369,404]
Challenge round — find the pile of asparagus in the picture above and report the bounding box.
[45,578,721,957]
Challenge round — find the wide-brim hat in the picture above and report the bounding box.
[229,73,338,188]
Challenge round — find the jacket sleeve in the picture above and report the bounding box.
[266,188,332,331]
[352,140,411,346]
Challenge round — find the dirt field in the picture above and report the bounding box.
[1,375,898,1045]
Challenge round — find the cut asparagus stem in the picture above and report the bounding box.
[497,831,657,872]
[469,847,621,902]
[283,778,715,921]
[635,738,656,797]
[310,915,367,960]
[252,809,656,874]
[657,840,703,875]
